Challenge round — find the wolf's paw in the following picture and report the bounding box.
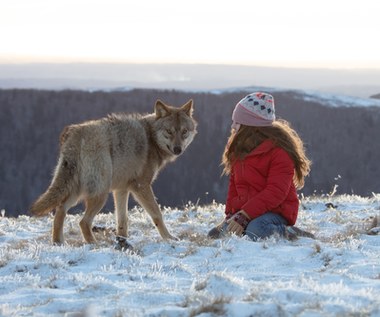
[367,226,380,235]
[166,234,179,241]
[115,236,134,251]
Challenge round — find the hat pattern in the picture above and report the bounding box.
[241,92,275,121]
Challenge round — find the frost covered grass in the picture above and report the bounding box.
[1,195,380,317]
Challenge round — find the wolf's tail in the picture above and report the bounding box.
[29,157,76,217]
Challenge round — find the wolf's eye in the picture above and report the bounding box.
[182,129,188,135]
[166,129,173,135]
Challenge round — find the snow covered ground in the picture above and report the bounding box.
[297,90,380,108]
[1,195,380,317]
[206,86,380,109]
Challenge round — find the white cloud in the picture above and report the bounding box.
[0,0,380,68]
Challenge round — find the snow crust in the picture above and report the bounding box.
[1,195,380,316]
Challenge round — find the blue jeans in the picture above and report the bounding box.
[245,212,288,241]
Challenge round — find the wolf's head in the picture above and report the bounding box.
[153,99,197,157]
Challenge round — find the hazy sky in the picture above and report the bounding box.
[1,0,380,69]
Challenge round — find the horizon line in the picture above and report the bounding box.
[1,61,380,72]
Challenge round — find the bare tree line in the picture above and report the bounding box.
[1,88,380,216]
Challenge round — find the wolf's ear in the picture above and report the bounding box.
[155,100,171,118]
[181,99,194,117]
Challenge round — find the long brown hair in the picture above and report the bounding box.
[222,120,311,188]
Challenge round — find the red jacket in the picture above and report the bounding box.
[225,139,299,225]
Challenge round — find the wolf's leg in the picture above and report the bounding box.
[113,190,129,237]
[80,194,108,243]
[52,196,78,245]
[131,184,177,240]
[52,205,66,244]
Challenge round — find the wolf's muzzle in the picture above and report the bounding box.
[173,146,182,155]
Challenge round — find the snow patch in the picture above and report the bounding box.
[0,196,379,316]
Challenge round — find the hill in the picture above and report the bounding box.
[1,88,380,216]
[0,195,379,316]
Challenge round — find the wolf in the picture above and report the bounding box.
[30,99,197,245]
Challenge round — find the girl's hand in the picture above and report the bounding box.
[226,210,251,236]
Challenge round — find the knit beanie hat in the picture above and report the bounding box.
[232,92,275,127]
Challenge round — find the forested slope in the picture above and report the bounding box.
[1,88,380,216]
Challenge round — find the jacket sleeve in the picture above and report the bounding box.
[242,149,295,219]
[225,172,238,214]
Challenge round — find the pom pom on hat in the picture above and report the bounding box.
[232,92,275,127]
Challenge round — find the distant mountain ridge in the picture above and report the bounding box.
[1,87,380,216]
[1,63,380,98]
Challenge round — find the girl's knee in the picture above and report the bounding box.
[245,218,267,241]
[245,213,287,241]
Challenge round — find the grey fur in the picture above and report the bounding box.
[30,99,197,244]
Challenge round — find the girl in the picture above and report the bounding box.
[208,92,312,241]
